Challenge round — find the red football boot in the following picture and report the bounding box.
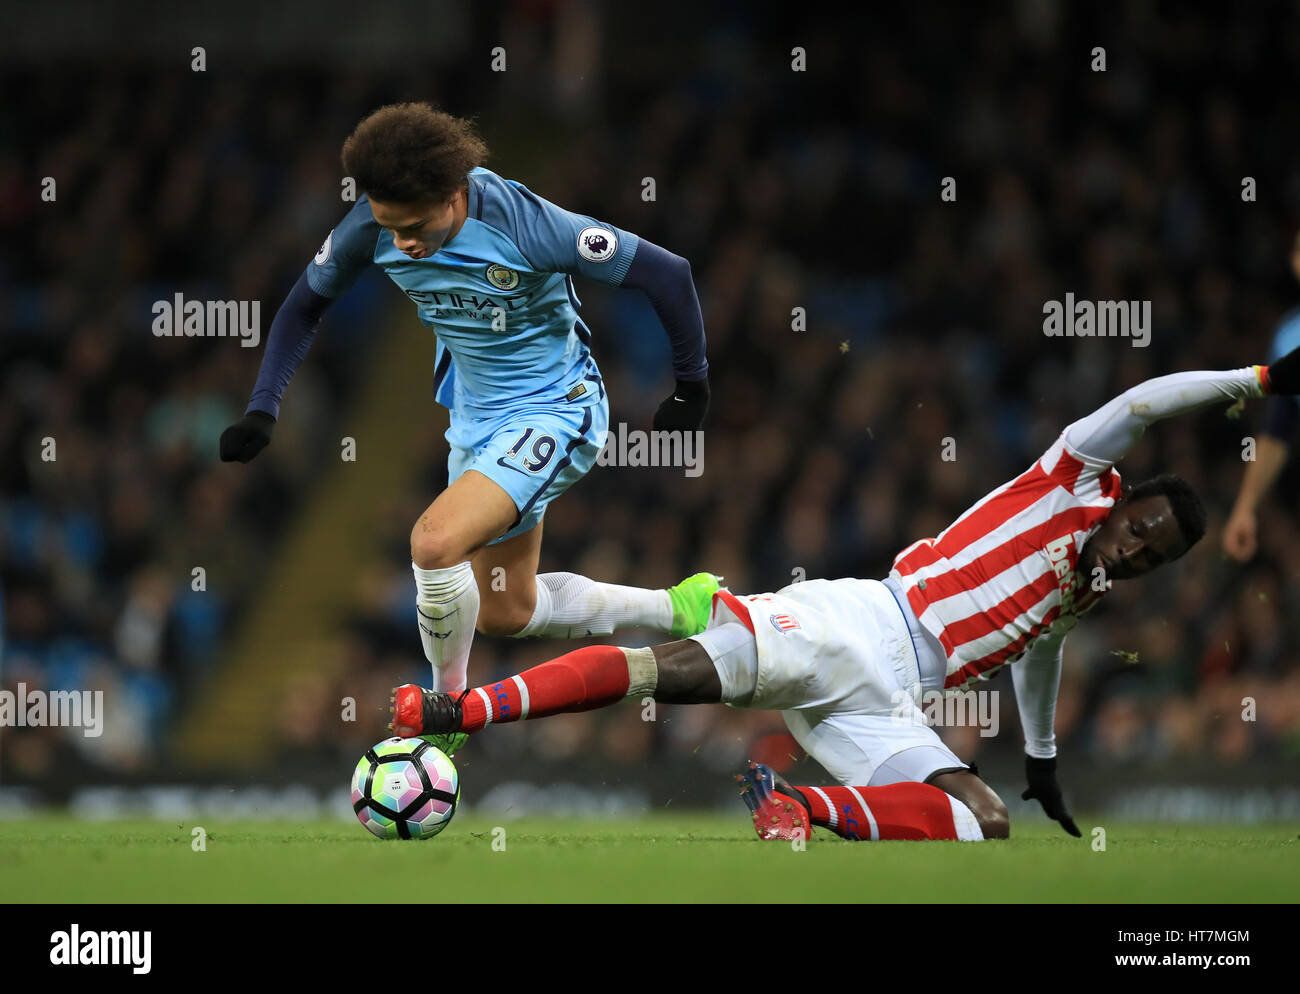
[736,761,813,842]
[388,684,464,739]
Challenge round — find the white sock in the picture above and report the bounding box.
[622,646,659,697]
[412,560,480,693]
[946,795,986,841]
[515,572,673,638]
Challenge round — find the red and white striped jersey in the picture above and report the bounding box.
[890,433,1121,690]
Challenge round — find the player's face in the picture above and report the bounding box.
[1080,495,1187,582]
[370,193,462,260]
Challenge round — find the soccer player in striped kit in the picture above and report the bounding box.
[392,352,1300,841]
[220,104,720,756]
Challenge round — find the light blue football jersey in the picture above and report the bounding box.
[1269,306,1300,363]
[306,167,639,418]
[1270,306,1300,412]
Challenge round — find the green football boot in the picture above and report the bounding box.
[419,732,469,758]
[667,571,723,638]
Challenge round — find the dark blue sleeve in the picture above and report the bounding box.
[246,268,333,418]
[306,196,381,298]
[1262,393,1300,441]
[620,238,709,382]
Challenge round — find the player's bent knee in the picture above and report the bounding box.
[475,587,535,637]
[410,528,470,571]
[974,795,1010,840]
[930,770,1010,840]
[475,606,532,638]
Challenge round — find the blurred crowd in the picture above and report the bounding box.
[0,66,406,774]
[6,3,1300,782]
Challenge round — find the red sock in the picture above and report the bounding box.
[461,646,633,731]
[795,782,979,841]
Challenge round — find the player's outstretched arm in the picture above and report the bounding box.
[620,240,710,431]
[1011,633,1081,837]
[219,269,332,462]
[221,199,377,463]
[1062,364,1277,468]
[497,182,710,430]
[1224,396,1295,561]
[1011,632,1064,761]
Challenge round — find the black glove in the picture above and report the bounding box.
[1021,755,1081,837]
[652,377,709,432]
[1268,347,1300,395]
[219,411,276,463]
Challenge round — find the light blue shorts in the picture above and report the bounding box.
[445,394,609,545]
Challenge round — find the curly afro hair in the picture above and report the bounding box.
[341,103,488,205]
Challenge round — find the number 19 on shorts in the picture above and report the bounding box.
[503,428,558,473]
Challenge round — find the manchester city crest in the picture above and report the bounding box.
[486,264,520,291]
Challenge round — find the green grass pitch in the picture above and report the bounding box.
[2,815,1296,903]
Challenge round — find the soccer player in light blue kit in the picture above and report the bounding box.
[1224,230,1300,560]
[220,104,719,753]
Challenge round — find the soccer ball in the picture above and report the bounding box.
[351,737,460,840]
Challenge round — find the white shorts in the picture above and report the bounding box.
[689,578,969,787]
